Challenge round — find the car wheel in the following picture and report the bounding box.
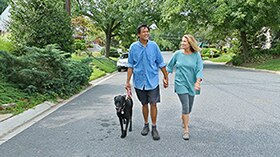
[117,67,122,72]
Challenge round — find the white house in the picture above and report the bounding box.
[0,5,11,33]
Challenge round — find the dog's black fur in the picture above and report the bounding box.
[114,95,133,138]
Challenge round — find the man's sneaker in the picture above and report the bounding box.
[141,123,149,136]
[152,127,160,140]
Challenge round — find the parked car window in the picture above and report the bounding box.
[120,53,128,59]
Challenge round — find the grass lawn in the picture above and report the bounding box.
[243,58,280,71]
[209,53,234,63]
[90,67,106,80]
[0,36,13,52]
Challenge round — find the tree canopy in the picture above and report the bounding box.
[9,0,74,53]
[76,0,162,57]
[0,0,8,14]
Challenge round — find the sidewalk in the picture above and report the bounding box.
[0,72,117,144]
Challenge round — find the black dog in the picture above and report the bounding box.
[114,95,133,138]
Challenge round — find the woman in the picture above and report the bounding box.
[167,34,203,140]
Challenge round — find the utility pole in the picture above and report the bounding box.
[65,0,71,16]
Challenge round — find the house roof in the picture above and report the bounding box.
[0,5,11,31]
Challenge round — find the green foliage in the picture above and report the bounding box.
[76,0,162,56]
[201,48,221,58]
[9,0,74,53]
[160,0,280,60]
[0,45,92,97]
[0,37,13,52]
[250,58,280,71]
[100,47,119,57]
[92,56,116,73]
[74,39,87,51]
[231,54,245,66]
[209,53,235,63]
[0,0,8,14]
[89,68,106,81]
[71,53,116,80]
[0,80,54,115]
[231,48,279,65]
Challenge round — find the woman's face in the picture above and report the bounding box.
[181,37,190,50]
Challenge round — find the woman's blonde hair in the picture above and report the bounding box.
[183,34,201,52]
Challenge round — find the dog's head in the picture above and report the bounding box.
[114,95,126,112]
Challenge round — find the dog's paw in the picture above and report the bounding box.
[121,132,127,138]
[129,128,132,132]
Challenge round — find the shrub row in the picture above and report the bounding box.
[0,45,92,97]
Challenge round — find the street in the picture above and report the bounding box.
[0,51,280,157]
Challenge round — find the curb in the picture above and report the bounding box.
[225,64,280,75]
[0,72,118,143]
[204,60,280,75]
[0,101,55,138]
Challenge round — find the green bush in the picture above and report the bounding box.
[0,79,55,115]
[100,47,120,57]
[231,48,277,65]
[201,48,221,58]
[74,39,87,51]
[231,54,245,66]
[270,44,280,55]
[9,0,74,53]
[0,45,92,97]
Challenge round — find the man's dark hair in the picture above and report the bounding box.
[136,24,150,34]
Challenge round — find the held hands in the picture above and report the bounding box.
[163,78,168,88]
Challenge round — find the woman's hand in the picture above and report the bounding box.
[194,81,200,90]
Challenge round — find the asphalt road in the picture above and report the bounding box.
[0,51,280,157]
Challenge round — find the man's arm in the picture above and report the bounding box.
[125,67,133,91]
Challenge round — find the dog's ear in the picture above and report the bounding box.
[114,96,117,102]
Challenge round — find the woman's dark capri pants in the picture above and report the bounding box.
[178,93,194,114]
[135,86,160,105]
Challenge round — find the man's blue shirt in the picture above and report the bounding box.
[128,40,166,90]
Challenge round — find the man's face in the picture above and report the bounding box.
[138,27,150,41]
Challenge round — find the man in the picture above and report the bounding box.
[125,24,168,140]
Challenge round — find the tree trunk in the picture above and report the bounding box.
[105,32,111,58]
[65,0,71,16]
[240,30,249,59]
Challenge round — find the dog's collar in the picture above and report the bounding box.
[117,104,125,114]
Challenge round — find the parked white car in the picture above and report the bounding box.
[117,53,129,72]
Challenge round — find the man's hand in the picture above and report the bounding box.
[163,78,168,88]
[125,82,132,97]
[125,82,131,90]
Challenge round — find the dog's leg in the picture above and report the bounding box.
[119,118,125,138]
[122,118,129,138]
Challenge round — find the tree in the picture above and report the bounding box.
[75,0,162,57]
[161,0,280,59]
[0,0,8,14]
[9,0,74,53]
